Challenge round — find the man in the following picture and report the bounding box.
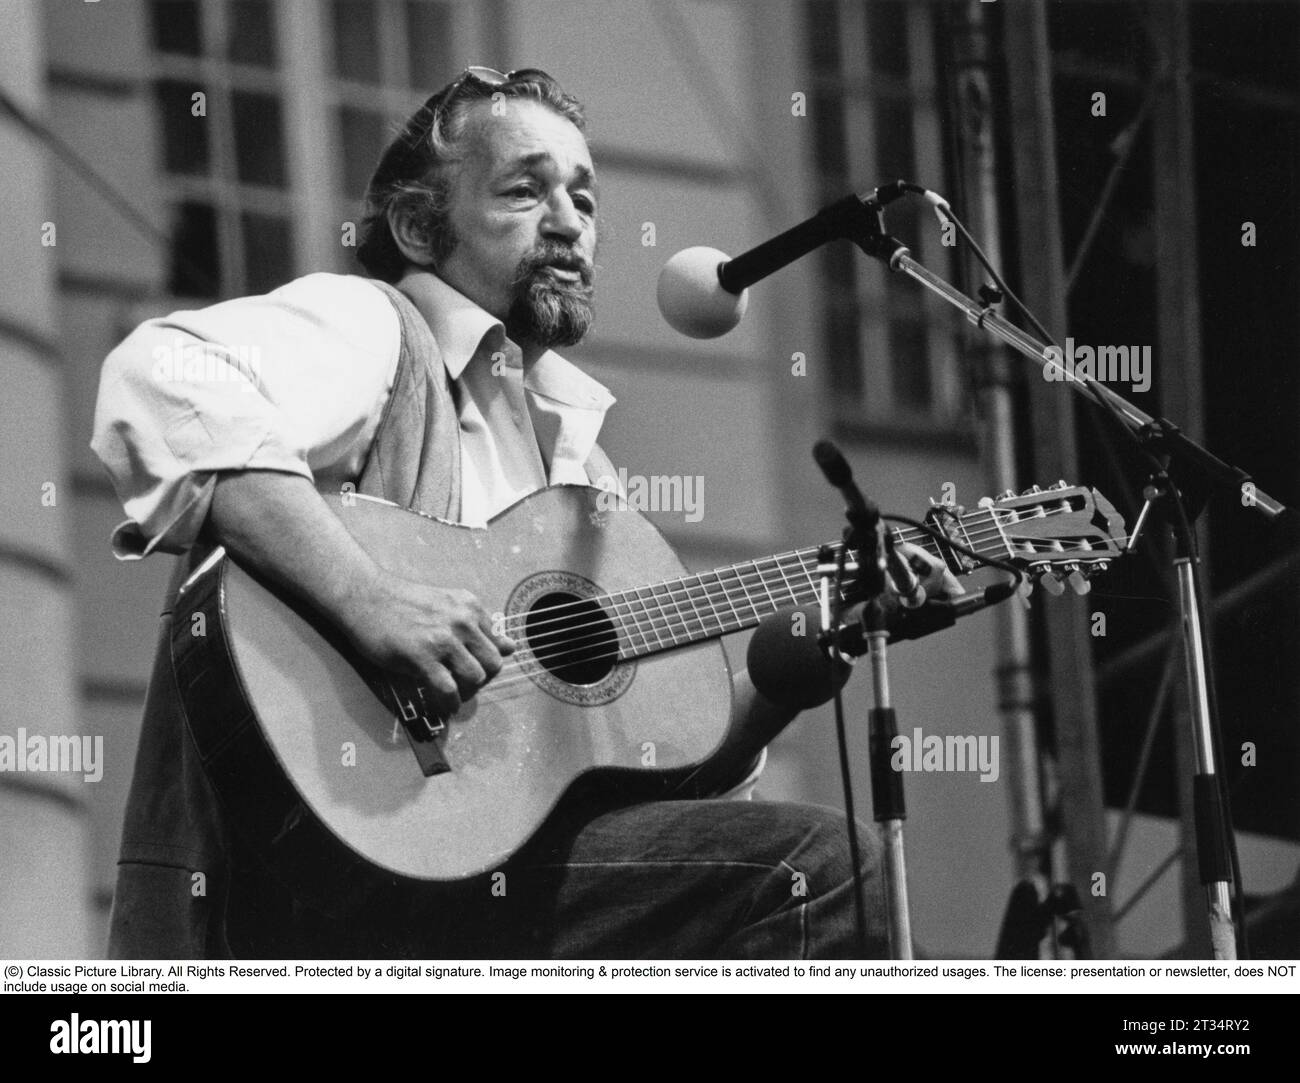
[94,68,941,959]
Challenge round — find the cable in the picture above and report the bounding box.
[883,513,1026,593]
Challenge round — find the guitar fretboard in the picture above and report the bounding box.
[599,522,974,661]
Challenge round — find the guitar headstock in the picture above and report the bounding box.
[926,481,1126,597]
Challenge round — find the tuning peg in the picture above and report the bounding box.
[1021,484,1042,495]
[1039,569,1066,596]
[1001,489,1016,500]
[1052,480,1068,490]
[1066,564,1091,595]
[1017,576,1034,608]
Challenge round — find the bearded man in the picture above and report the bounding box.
[94,68,915,959]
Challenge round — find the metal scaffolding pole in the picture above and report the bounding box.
[948,0,1053,916]
[1001,0,1117,959]
[1145,0,1216,959]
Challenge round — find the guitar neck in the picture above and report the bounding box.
[605,518,990,661]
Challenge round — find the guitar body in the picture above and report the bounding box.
[173,486,733,906]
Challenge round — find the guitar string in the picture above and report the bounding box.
[503,552,829,664]
[481,558,1085,697]
[487,516,1125,671]
[493,502,1106,636]
[466,537,1133,704]
[493,506,1035,632]
[384,503,1121,708]
[473,521,1138,698]
[463,509,1125,698]
[488,507,1118,655]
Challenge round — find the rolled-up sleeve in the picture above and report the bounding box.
[90,273,401,559]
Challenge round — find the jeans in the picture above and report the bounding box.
[226,798,890,959]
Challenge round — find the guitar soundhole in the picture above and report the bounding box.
[524,592,617,686]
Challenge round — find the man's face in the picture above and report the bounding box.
[437,98,597,348]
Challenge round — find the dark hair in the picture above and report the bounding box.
[355,70,587,282]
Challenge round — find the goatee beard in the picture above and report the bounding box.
[505,248,595,348]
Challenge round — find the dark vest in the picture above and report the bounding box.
[106,279,616,958]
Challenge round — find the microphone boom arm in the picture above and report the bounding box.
[869,247,1287,521]
[718,193,903,294]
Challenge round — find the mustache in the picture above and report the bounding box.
[512,244,594,289]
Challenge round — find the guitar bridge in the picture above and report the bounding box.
[386,677,451,777]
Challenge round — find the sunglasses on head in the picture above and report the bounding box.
[447,65,554,95]
[417,66,554,141]
[376,67,557,188]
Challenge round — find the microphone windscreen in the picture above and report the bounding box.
[746,604,851,712]
[812,439,852,488]
[656,246,749,338]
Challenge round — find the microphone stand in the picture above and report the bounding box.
[861,586,913,961]
[817,472,914,960]
[832,195,1296,959]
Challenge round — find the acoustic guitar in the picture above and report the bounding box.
[171,482,1124,906]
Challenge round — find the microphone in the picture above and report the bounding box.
[655,246,750,339]
[747,583,1015,705]
[812,439,881,553]
[746,604,852,711]
[657,183,916,338]
[878,582,1016,644]
[819,582,1017,655]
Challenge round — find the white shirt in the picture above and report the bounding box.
[91,271,616,557]
[90,271,765,797]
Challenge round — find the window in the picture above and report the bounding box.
[146,1,472,289]
[803,0,965,430]
[148,0,295,297]
[328,0,456,269]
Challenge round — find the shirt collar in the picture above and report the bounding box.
[395,270,615,412]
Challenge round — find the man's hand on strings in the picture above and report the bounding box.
[344,572,517,718]
[893,541,964,601]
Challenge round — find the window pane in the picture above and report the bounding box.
[228,0,278,67]
[150,0,203,55]
[866,0,910,79]
[886,306,930,412]
[810,91,846,180]
[331,0,381,83]
[805,0,841,69]
[168,201,220,297]
[820,243,862,401]
[232,91,287,187]
[337,105,390,198]
[404,0,452,89]
[874,97,916,179]
[241,211,294,294]
[155,80,211,175]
